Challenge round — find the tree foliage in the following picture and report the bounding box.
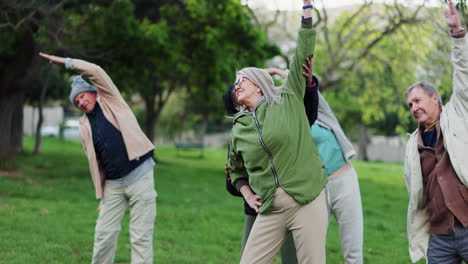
[248,1,458,159]
[0,0,66,159]
[0,0,277,158]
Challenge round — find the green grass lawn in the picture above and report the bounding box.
[0,137,423,264]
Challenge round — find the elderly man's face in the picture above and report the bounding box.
[75,92,97,113]
[406,86,440,128]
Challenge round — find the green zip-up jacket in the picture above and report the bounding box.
[228,27,328,214]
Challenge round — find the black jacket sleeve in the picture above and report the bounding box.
[226,175,243,197]
[303,75,319,126]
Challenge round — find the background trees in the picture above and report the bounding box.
[312,2,462,160]
[0,0,275,158]
[1,0,466,160]
[248,0,466,160]
[0,0,69,159]
[313,3,432,160]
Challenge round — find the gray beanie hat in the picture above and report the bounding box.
[69,76,97,106]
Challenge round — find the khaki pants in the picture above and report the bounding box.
[242,214,297,263]
[241,188,327,264]
[92,171,157,264]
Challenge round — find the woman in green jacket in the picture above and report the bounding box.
[228,1,328,263]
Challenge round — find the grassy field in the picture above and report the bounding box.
[0,137,423,264]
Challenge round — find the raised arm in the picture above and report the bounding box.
[284,0,317,98]
[39,52,124,102]
[445,0,468,111]
[302,0,313,20]
[266,57,319,125]
[302,57,319,125]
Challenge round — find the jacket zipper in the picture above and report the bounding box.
[252,111,280,188]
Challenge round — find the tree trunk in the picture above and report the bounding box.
[143,80,179,142]
[177,117,186,141]
[0,29,36,159]
[33,104,43,155]
[357,123,369,161]
[0,92,25,159]
[143,93,157,142]
[199,112,209,143]
[33,70,51,155]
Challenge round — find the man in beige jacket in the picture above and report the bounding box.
[404,1,468,263]
[40,53,157,264]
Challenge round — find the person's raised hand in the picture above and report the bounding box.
[445,0,462,32]
[301,56,314,86]
[39,52,66,65]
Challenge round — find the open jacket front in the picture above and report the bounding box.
[404,36,468,263]
[72,60,155,199]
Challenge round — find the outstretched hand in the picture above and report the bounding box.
[301,56,314,86]
[445,0,462,31]
[39,52,66,65]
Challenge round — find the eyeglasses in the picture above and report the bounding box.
[234,76,245,88]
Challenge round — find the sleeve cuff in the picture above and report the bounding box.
[301,17,313,29]
[312,75,319,87]
[65,58,74,69]
[234,178,249,192]
[450,27,465,39]
[306,76,319,89]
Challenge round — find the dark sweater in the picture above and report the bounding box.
[87,103,153,180]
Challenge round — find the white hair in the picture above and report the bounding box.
[236,67,291,111]
[405,81,442,106]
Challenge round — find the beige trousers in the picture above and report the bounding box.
[241,188,327,264]
[92,171,157,264]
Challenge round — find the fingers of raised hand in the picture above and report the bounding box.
[447,0,457,15]
[449,0,455,10]
[39,52,50,60]
[39,53,57,64]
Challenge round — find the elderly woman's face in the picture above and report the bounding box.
[233,74,261,108]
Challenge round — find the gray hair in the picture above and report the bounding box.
[236,67,291,112]
[405,81,442,106]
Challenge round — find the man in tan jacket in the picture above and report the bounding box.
[40,53,157,264]
[404,1,468,263]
